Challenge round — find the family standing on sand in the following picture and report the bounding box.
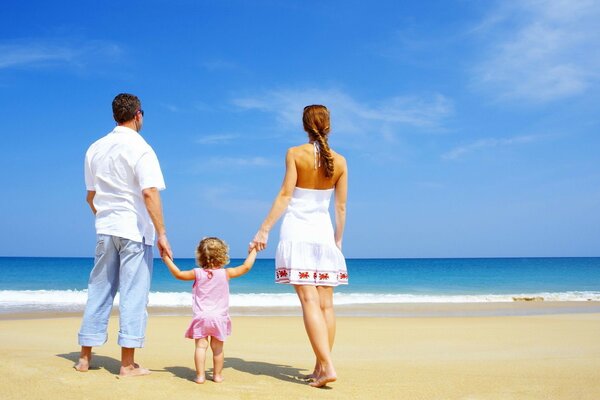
[75,93,348,388]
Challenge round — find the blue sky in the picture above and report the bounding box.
[1,0,599,258]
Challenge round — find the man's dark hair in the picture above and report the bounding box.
[112,93,141,123]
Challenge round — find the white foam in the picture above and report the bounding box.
[1,290,599,312]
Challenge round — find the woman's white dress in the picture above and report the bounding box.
[275,187,348,286]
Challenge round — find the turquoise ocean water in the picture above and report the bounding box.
[0,257,599,314]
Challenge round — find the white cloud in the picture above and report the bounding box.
[196,134,239,145]
[0,39,122,70]
[471,0,600,103]
[442,134,542,160]
[199,184,271,214]
[189,156,274,173]
[201,59,239,71]
[232,87,453,141]
[162,103,181,113]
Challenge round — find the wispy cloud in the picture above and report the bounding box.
[196,134,240,145]
[161,103,181,113]
[201,59,239,71]
[442,134,543,160]
[0,39,122,70]
[471,0,600,103]
[232,87,453,141]
[199,184,271,214]
[189,156,274,173]
[160,101,213,113]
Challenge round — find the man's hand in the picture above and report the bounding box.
[157,234,172,260]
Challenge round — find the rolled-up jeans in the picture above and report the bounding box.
[78,234,153,348]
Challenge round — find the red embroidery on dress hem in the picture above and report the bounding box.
[276,269,289,279]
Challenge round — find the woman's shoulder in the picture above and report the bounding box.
[330,149,347,167]
[286,144,314,161]
[330,148,345,160]
[287,143,313,153]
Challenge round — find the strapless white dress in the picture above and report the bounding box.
[275,187,348,286]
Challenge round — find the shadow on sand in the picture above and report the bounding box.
[56,352,121,375]
[59,352,327,388]
[164,357,311,386]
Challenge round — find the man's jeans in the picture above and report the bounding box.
[78,234,153,348]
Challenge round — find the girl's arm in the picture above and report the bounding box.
[227,248,258,279]
[251,149,297,251]
[334,157,348,251]
[162,255,196,281]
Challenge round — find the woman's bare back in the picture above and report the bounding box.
[292,143,346,190]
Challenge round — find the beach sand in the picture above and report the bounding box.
[1,306,600,399]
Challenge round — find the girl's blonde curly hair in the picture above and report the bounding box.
[195,237,230,269]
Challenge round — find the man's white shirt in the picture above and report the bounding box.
[84,126,165,246]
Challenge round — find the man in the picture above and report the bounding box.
[76,93,172,377]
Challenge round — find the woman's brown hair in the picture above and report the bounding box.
[302,105,334,178]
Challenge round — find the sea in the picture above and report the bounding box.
[1,257,599,316]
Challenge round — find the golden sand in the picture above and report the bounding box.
[1,310,599,399]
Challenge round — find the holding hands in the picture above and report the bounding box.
[249,228,269,253]
[157,234,173,260]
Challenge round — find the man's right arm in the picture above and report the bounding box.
[86,191,97,215]
[142,187,172,259]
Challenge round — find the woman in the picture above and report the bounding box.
[250,104,348,388]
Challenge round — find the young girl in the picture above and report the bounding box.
[162,237,257,383]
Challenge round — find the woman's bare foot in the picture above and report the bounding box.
[304,364,321,381]
[194,375,206,384]
[309,373,337,388]
[213,375,224,383]
[308,365,336,388]
[118,364,151,377]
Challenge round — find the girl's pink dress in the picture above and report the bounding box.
[185,268,231,341]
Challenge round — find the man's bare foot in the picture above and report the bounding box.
[213,375,224,383]
[75,347,92,372]
[74,358,90,372]
[118,364,151,377]
[194,375,206,384]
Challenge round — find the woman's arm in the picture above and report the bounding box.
[251,149,297,251]
[227,248,258,279]
[162,255,196,281]
[334,158,348,250]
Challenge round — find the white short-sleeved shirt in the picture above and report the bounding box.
[84,126,166,246]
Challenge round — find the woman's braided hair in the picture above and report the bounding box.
[303,105,334,178]
[195,237,229,269]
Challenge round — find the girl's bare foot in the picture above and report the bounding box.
[194,375,206,384]
[213,375,224,383]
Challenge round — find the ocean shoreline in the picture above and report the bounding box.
[2,301,600,320]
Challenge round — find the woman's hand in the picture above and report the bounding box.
[335,239,343,251]
[250,229,269,252]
